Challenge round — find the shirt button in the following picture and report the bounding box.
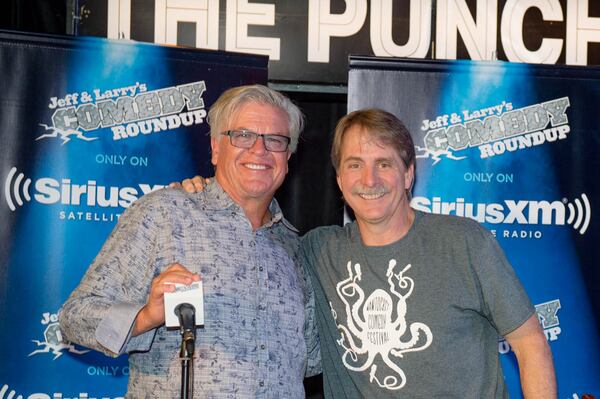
[260,344,265,349]
[259,381,264,387]
[259,266,264,272]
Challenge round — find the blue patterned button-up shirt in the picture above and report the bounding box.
[59,180,321,398]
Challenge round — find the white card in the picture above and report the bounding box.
[163,281,204,328]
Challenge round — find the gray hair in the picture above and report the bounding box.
[208,84,303,153]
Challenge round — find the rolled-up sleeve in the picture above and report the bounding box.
[59,197,160,357]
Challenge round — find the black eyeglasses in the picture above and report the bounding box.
[221,130,291,152]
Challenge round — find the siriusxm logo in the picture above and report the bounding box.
[0,384,123,399]
[411,195,591,234]
[4,167,164,211]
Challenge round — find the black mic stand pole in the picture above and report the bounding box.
[176,303,196,399]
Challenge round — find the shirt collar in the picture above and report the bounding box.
[201,178,298,233]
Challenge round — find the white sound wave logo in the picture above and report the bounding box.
[0,384,23,399]
[4,167,31,211]
[566,194,591,235]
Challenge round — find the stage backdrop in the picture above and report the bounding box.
[0,31,267,398]
[348,57,599,398]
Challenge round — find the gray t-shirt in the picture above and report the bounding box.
[301,211,534,398]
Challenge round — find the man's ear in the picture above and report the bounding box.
[283,150,291,174]
[210,136,219,166]
[405,163,415,191]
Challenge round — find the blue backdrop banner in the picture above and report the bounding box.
[347,57,599,398]
[0,31,267,398]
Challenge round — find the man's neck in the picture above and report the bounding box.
[242,201,272,230]
[357,207,416,246]
[215,178,272,231]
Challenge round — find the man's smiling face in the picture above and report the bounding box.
[211,102,291,206]
[336,124,414,228]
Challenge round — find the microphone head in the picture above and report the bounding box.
[174,303,196,317]
[175,303,197,334]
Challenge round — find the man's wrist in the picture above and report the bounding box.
[132,305,151,336]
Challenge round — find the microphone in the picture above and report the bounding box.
[162,276,204,399]
[175,303,196,360]
[175,303,196,334]
[174,304,196,398]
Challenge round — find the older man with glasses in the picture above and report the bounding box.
[59,85,321,398]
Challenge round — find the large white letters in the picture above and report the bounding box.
[436,0,497,60]
[370,0,431,58]
[225,0,280,60]
[502,0,563,64]
[154,0,219,49]
[102,1,599,67]
[566,0,600,65]
[308,0,368,62]
[107,0,131,39]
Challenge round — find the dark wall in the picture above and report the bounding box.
[278,91,347,234]
[0,0,66,34]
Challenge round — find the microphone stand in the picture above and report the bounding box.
[176,303,196,399]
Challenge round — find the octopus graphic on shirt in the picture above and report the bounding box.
[331,259,433,390]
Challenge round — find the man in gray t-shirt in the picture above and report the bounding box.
[299,108,556,398]
[302,211,536,397]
